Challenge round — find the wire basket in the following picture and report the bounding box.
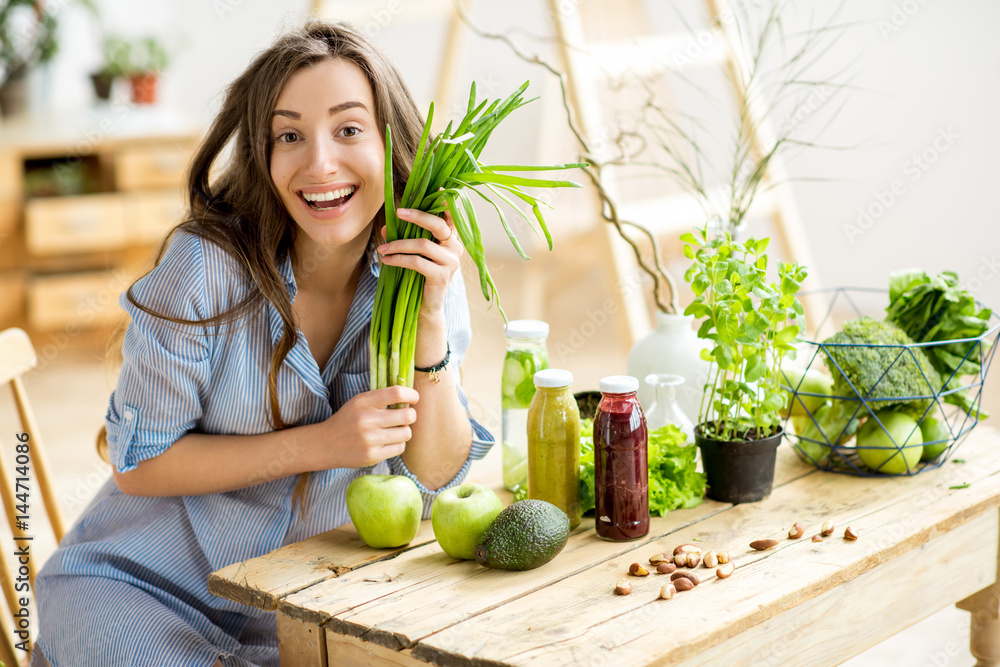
[782,287,1000,476]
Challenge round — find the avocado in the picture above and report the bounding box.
[474,499,570,571]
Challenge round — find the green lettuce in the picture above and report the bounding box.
[513,420,705,516]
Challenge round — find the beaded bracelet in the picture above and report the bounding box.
[414,343,450,384]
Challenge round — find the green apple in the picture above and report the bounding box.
[346,474,423,548]
[919,416,951,461]
[431,483,504,560]
[779,365,834,418]
[857,410,923,474]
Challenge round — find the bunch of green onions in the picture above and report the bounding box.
[371,81,585,390]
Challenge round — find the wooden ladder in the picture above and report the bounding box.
[311,0,821,346]
[542,0,822,345]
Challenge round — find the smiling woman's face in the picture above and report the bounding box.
[270,58,385,249]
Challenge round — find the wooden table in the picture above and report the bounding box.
[209,428,1000,666]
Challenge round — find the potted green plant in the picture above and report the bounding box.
[0,0,58,116]
[681,225,808,503]
[123,35,169,105]
[89,35,128,101]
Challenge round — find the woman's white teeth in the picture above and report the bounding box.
[302,186,355,202]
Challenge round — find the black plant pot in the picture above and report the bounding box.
[696,425,783,503]
[90,72,114,101]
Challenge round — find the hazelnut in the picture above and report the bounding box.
[702,551,718,569]
[811,534,824,543]
[788,522,805,539]
[615,578,632,595]
[844,526,859,541]
[820,520,835,537]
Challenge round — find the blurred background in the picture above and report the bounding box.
[0,1,996,664]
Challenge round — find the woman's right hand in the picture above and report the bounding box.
[315,385,420,469]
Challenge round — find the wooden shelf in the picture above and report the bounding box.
[0,108,202,334]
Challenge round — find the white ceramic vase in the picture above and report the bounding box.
[626,312,710,423]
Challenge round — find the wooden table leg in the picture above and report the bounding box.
[957,510,1000,667]
[277,611,327,666]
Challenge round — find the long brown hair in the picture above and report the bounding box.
[99,21,426,511]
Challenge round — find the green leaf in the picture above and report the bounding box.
[762,393,784,413]
[744,353,766,383]
[714,344,734,369]
[774,325,800,347]
[717,314,739,344]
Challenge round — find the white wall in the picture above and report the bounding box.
[24,0,1000,404]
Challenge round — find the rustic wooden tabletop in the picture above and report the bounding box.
[209,429,1000,667]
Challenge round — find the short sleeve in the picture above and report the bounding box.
[107,233,214,473]
[387,269,496,513]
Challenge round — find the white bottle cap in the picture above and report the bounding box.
[534,368,573,388]
[505,319,550,340]
[600,375,639,394]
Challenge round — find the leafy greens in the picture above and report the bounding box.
[885,269,992,416]
[514,420,705,517]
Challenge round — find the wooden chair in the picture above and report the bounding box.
[0,328,67,665]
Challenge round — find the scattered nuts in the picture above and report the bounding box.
[844,526,859,541]
[656,562,677,575]
[648,553,671,565]
[811,534,823,543]
[788,522,805,539]
[716,551,730,564]
[670,570,701,586]
[749,539,779,551]
[659,583,676,600]
[615,578,632,595]
[702,551,718,569]
[821,520,835,537]
[673,577,695,591]
[628,562,649,576]
[686,553,702,568]
[673,544,702,556]
[716,562,736,579]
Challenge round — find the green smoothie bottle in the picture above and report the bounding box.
[501,320,549,491]
[527,368,581,529]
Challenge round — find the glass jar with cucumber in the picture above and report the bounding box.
[501,320,550,491]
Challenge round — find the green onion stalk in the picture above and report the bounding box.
[371,81,585,391]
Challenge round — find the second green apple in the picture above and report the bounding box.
[431,483,504,560]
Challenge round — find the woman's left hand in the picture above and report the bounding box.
[377,207,462,324]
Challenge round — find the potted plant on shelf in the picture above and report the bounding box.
[123,35,169,105]
[89,35,128,101]
[0,0,58,116]
[681,225,807,503]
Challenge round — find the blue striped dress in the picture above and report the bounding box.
[33,232,494,666]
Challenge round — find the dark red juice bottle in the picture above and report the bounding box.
[594,375,649,541]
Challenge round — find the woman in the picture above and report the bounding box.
[33,21,492,667]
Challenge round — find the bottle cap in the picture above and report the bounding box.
[505,319,549,340]
[600,375,639,394]
[534,368,573,388]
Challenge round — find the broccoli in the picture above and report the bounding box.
[821,317,942,415]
